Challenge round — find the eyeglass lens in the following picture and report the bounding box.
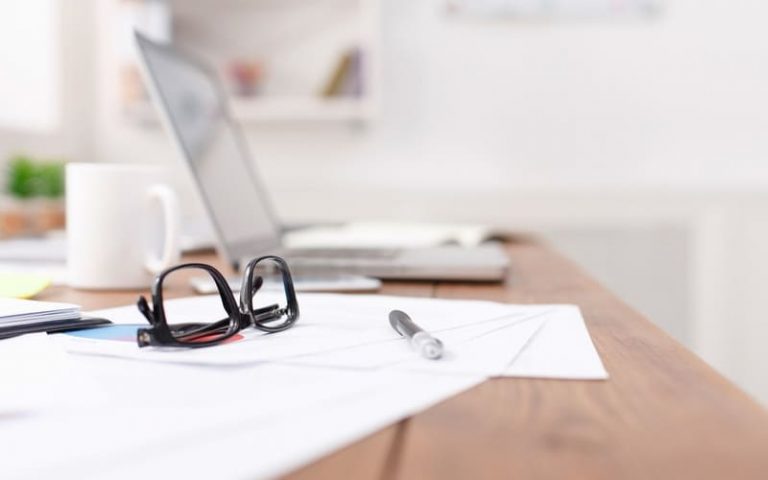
[160,265,239,344]
[244,257,296,331]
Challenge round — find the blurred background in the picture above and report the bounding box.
[1,0,767,403]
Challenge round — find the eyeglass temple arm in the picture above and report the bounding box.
[137,296,155,325]
[233,276,265,328]
[251,275,264,296]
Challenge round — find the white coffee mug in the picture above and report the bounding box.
[66,163,181,289]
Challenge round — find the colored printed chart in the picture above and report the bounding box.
[64,324,245,344]
[64,324,143,342]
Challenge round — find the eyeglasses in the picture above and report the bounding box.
[135,255,299,348]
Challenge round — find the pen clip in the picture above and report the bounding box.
[389,310,409,337]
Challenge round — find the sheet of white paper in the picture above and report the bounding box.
[0,334,72,413]
[66,295,608,380]
[283,221,491,249]
[393,315,548,376]
[65,294,551,367]
[0,356,482,480]
[96,373,479,480]
[503,305,608,379]
[286,312,548,377]
[281,307,552,370]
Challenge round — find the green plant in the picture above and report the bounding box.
[6,155,36,199]
[5,154,66,200]
[35,162,65,198]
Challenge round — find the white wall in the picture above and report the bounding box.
[0,0,96,164]
[257,0,768,194]
[96,0,768,194]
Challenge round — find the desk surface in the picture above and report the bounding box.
[39,240,768,480]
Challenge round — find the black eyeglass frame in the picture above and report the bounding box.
[136,255,299,348]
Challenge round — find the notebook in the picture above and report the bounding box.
[0,298,110,339]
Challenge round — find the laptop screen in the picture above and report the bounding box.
[135,33,281,267]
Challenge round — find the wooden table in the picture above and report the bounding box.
[39,240,768,480]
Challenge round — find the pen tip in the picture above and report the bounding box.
[423,342,443,360]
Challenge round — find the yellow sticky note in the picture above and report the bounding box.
[0,273,52,299]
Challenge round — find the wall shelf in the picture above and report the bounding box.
[116,0,379,127]
[232,97,374,123]
[126,96,373,125]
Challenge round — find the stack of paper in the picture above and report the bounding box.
[0,293,607,480]
[283,222,495,249]
[0,298,80,327]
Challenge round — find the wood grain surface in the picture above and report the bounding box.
[38,241,768,479]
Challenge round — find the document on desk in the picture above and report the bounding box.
[281,302,607,379]
[283,221,494,249]
[0,334,75,413]
[61,293,607,379]
[286,310,549,375]
[502,305,608,379]
[0,355,483,480]
[63,294,552,371]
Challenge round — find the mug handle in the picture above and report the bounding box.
[145,184,181,274]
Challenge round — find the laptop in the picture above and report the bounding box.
[134,32,508,282]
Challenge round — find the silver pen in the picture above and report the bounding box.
[389,310,444,360]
